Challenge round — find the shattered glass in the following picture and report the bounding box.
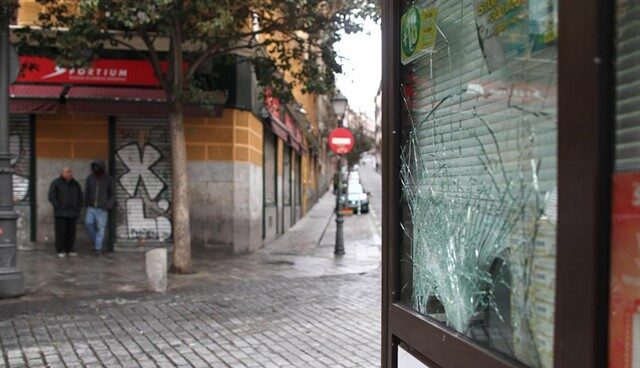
[398,1,558,366]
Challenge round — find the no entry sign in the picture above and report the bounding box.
[328,128,355,155]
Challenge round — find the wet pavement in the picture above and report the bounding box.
[3,186,380,305]
[1,166,384,367]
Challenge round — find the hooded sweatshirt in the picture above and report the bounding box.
[85,160,115,210]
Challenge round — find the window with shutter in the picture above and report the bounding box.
[398,1,558,366]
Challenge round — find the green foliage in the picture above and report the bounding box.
[14,0,379,104]
[346,121,375,168]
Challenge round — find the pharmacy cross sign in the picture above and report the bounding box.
[328,128,355,155]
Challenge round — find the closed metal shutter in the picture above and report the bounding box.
[9,114,32,203]
[293,153,302,221]
[294,153,301,206]
[283,146,291,205]
[615,1,640,171]
[399,1,558,366]
[114,117,173,246]
[264,131,277,206]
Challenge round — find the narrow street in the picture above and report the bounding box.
[1,166,383,368]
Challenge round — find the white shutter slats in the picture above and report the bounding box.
[615,2,640,171]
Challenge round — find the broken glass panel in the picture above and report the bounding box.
[398,1,558,366]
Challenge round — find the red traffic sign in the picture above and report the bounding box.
[328,127,355,155]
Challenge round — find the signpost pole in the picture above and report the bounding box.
[334,151,345,255]
[0,4,24,298]
[330,93,350,256]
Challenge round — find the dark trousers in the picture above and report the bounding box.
[55,217,77,254]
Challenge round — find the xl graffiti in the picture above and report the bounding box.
[116,140,172,242]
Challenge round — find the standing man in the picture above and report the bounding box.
[48,167,83,258]
[84,160,115,255]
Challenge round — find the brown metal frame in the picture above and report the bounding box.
[381,0,615,367]
[554,0,614,366]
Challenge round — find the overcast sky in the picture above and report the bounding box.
[335,20,381,120]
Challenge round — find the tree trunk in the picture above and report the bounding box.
[169,99,192,274]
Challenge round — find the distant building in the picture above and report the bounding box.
[8,2,336,254]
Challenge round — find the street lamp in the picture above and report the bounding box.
[0,4,24,298]
[332,92,348,256]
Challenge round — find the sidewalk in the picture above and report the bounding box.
[3,191,380,305]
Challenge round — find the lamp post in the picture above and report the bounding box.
[331,93,348,255]
[0,3,23,298]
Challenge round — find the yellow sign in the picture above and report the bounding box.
[401,6,438,65]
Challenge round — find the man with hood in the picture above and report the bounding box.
[84,160,115,255]
[48,167,83,257]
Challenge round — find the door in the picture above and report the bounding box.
[113,117,173,248]
[382,0,613,367]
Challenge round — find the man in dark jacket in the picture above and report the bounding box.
[48,167,83,258]
[84,160,115,255]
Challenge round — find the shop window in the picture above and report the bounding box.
[398,1,558,366]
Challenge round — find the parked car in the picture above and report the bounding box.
[343,183,369,214]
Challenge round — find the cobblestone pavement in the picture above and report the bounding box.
[1,272,380,368]
[1,168,383,367]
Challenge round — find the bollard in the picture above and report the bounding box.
[146,248,167,293]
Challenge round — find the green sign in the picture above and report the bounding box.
[401,6,438,65]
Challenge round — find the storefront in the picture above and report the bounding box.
[382,1,637,368]
[9,55,229,251]
[263,91,310,239]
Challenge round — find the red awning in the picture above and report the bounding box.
[289,137,301,153]
[9,84,64,113]
[289,126,304,154]
[67,86,167,101]
[268,117,289,141]
[66,86,224,117]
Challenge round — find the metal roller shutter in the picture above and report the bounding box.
[114,117,173,246]
[283,146,291,206]
[399,1,558,366]
[9,114,32,204]
[615,1,640,171]
[264,131,277,206]
[294,153,302,221]
[294,153,301,206]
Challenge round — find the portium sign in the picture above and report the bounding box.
[328,128,355,155]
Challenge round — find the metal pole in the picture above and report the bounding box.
[0,4,24,298]
[334,118,345,255]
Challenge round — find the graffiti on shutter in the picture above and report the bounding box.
[9,115,31,203]
[114,118,172,245]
